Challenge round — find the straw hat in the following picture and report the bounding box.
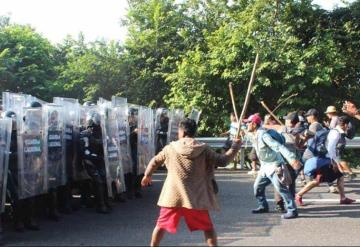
[324,106,337,114]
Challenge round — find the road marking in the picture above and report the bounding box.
[267,199,360,202]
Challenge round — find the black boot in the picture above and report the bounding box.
[22,199,40,231]
[95,183,109,214]
[48,190,60,222]
[124,173,134,199]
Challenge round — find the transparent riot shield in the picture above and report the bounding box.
[137,106,155,175]
[53,97,81,181]
[154,108,169,154]
[188,108,202,124]
[114,105,133,175]
[43,104,66,189]
[111,96,127,107]
[2,92,31,112]
[97,98,111,106]
[100,106,125,197]
[0,118,12,212]
[17,107,46,199]
[2,92,32,131]
[167,109,185,143]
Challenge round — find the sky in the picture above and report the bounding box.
[0,0,354,44]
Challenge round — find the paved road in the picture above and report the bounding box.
[4,171,360,246]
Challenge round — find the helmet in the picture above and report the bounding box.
[83,101,95,107]
[86,111,101,127]
[128,107,138,116]
[29,101,42,108]
[4,111,16,119]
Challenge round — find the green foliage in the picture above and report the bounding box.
[0,0,359,136]
[0,24,56,101]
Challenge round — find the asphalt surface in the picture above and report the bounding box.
[3,170,360,246]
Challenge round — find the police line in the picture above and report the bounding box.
[195,137,360,149]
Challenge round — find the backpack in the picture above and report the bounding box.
[307,128,330,158]
[266,129,285,145]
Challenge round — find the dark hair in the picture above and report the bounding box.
[179,118,197,137]
[338,115,351,126]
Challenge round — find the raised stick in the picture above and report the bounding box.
[236,53,260,138]
[260,100,284,126]
[228,82,239,122]
[272,93,298,113]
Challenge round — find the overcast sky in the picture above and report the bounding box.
[0,0,354,44]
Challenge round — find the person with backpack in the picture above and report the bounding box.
[295,116,355,206]
[243,114,302,219]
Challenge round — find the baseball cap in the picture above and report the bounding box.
[283,111,299,123]
[305,108,319,117]
[243,114,262,125]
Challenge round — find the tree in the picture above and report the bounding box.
[0,23,56,101]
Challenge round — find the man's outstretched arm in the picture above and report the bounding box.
[142,150,166,186]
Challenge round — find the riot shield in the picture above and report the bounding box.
[2,92,31,113]
[43,104,66,189]
[111,96,127,107]
[114,104,133,175]
[154,108,169,154]
[188,108,202,124]
[167,109,185,143]
[137,106,154,175]
[100,106,125,197]
[53,97,81,181]
[0,118,12,212]
[17,107,46,199]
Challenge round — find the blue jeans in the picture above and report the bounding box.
[254,172,297,213]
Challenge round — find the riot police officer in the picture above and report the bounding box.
[155,109,169,155]
[5,110,39,231]
[128,108,143,198]
[80,110,110,214]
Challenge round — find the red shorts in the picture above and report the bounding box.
[156,207,214,234]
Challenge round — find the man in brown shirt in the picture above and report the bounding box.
[141,118,240,247]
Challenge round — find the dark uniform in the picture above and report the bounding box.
[6,111,39,231]
[80,114,110,213]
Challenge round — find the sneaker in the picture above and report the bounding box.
[340,197,356,205]
[281,211,298,219]
[295,195,305,207]
[275,204,286,213]
[247,170,257,178]
[328,186,339,194]
[251,207,269,214]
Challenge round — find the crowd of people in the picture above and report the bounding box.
[222,101,359,218]
[0,90,359,246]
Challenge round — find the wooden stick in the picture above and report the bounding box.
[260,100,284,126]
[236,53,260,138]
[228,82,239,122]
[272,93,298,113]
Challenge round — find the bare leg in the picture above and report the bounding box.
[339,161,353,174]
[337,177,346,200]
[204,229,217,247]
[297,180,319,197]
[251,161,257,171]
[150,226,166,247]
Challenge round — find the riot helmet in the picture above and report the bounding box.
[86,111,101,127]
[4,110,16,119]
[83,101,96,107]
[29,101,42,108]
